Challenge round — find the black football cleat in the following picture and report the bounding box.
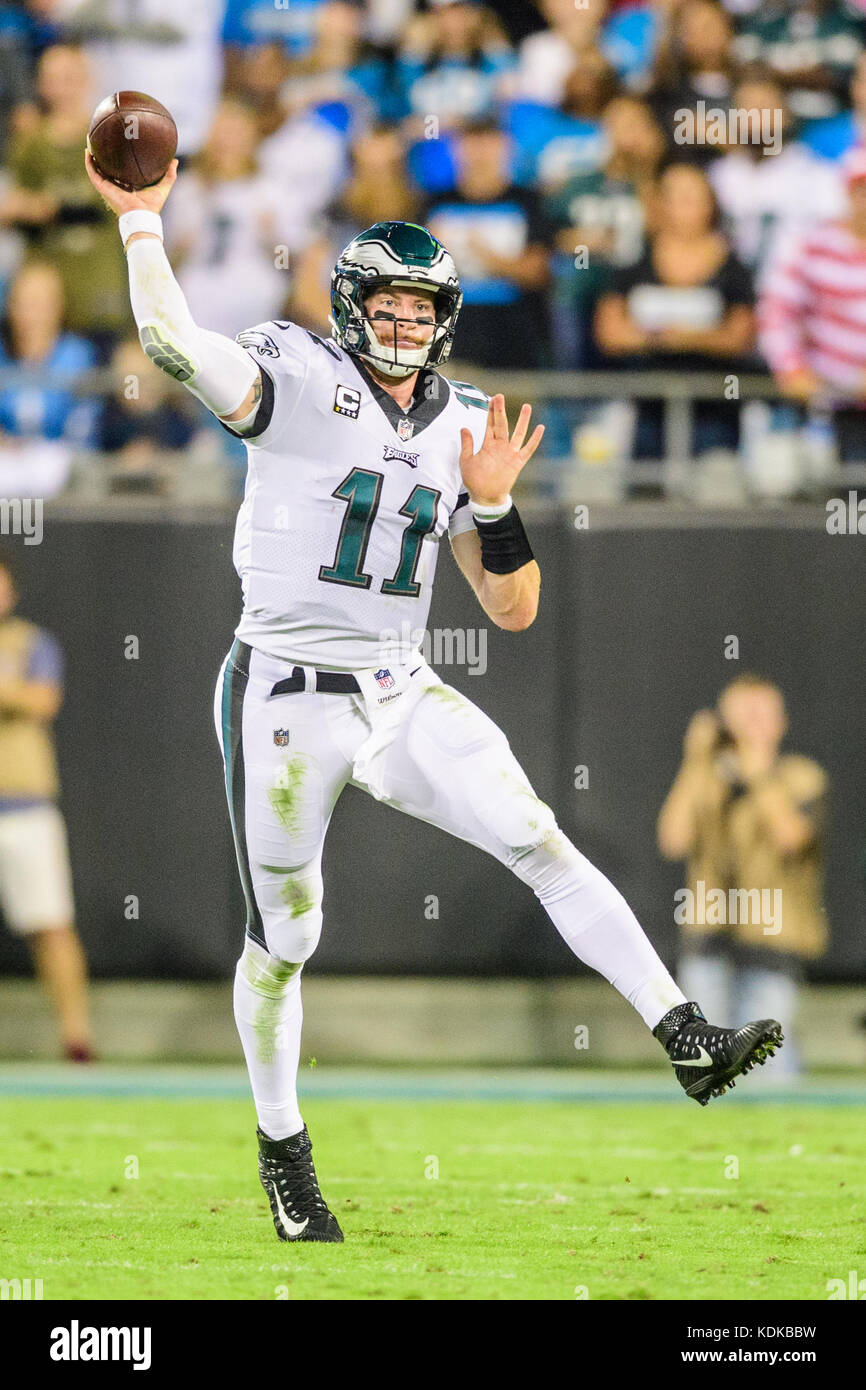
[257,1125,344,1242]
[654,1001,784,1106]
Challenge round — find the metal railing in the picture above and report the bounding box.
[4,363,866,502]
[448,364,866,498]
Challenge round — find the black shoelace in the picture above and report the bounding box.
[262,1152,329,1219]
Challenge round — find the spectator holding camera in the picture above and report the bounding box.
[657,675,829,1076]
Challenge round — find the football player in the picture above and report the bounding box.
[86,152,783,1245]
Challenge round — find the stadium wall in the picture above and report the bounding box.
[1,506,864,983]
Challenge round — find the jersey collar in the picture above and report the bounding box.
[347,354,451,438]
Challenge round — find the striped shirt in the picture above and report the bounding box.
[758,219,866,396]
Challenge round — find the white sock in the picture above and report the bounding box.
[512,832,687,1030]
[233,938,305,1140]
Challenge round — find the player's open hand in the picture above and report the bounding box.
[459,394,544,506]
[84,150,178,218]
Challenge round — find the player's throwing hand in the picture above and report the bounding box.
[84,149,178,219]
[458,394,544,507]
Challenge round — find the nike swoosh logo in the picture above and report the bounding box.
[270,1182,309,1238]
[674,1045,713,1068]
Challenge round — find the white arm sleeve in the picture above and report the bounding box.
[125,236,259,420]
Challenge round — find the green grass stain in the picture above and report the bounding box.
[241,951,302,1065]
[542,829,569,856]
[424,684,468,710]
[280,876,315,919]
[261,866,315,918]
[268,756,310,836]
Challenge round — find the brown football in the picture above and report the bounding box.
[87,92,177,192]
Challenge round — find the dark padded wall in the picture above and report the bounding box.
[559,518,866,982]
[0,510,862,981]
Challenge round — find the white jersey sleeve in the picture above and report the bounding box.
[228,320,314,448]
[448,489,475,540]
[446,378,491,541]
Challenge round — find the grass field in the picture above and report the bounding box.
[1,1069,864,1301]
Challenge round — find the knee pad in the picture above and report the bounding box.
[255,862,324,962]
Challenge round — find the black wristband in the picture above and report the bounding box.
[473,504,535,574]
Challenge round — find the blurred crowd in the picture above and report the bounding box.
[3,0,866,496]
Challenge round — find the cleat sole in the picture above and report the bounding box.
[681,1022,785,1105]
[274,1228,344,1244]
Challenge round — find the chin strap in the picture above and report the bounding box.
[360,353,417,381]
[360,314,448,378]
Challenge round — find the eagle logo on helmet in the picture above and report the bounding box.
[329,221,463,381]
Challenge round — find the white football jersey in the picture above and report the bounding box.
[228,321,491,670]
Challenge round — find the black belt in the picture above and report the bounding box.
[270,665,422,697]
[271,667,361,695]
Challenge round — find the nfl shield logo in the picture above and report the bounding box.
[273,728,290,746]
[397,418,414,442]
[374,668,395,690]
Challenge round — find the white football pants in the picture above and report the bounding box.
[215,639,684,1137]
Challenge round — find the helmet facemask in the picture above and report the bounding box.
[329,223,463,381]
[355,279,456,380]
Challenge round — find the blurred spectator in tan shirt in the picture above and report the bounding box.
[0,549,93,1061]
[658,674,829,1077]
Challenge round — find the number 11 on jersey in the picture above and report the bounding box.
[318,467,442,599]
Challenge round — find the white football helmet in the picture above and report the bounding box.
[330,221,463,380]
